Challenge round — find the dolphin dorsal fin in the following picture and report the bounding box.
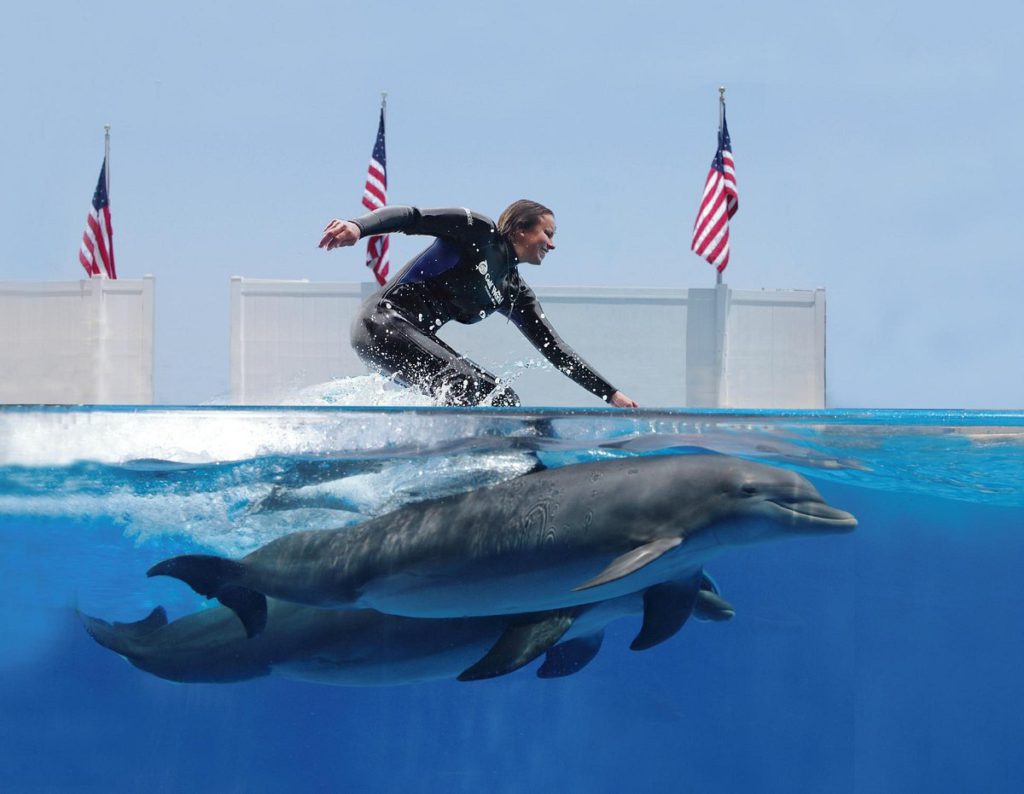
[112,606,169,638]
[571,537,683,592]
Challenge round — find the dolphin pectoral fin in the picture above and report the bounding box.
[537,631,605,678]
[458,610,576,682]
[572,537,683,592]
[147,555,267,638]
[631,577,702,651]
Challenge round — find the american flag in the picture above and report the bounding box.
[690,108,738,273]
[362,107,389,285]
[79,158,117,279]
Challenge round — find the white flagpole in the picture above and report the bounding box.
[99,125,111,280]
[97,125,111,400]
[381,91,388,202]
[379,92,389,282]
[104,124,111,195]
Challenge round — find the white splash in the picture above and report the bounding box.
[278,374,436,407]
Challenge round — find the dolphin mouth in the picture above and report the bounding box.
[766,499,858,530]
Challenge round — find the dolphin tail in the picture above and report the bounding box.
[572,537,683,592]
[79,606,169,657]
[537,631,605,678]
[458,610,576,682]
[147,555,268,638]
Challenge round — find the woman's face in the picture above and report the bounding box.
[513,214,556,265]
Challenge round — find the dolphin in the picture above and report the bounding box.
[149,453,855,637]
[81,573,735,685]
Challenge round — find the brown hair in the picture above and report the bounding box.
[497,199,554,240]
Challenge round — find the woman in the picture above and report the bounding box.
[319,200,638,408]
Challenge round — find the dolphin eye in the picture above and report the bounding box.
[741,484,758,496]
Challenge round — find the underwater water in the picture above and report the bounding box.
[1,405,1022,793]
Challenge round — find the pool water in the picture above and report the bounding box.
[1,406,1022,792]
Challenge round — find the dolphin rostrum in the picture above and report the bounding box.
[148,453,855,637]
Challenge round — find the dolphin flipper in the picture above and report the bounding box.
[572,537,683,592]
[147,555,267,638]
[630,578,702,651]
[458,610,576,682]
[536,631,605,678]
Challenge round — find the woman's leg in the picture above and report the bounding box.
[351,304,520,406]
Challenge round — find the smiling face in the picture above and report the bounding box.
[512,214,556,265]
[695,457,859,547]
[620,454,857,548]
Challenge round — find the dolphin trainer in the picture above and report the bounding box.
[149,453,856,637]
[81,574,735,685]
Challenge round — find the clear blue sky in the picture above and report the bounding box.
[2,1,1021,407]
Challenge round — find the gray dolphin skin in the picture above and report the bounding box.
[149,453,856,637]
[81,574,735,685]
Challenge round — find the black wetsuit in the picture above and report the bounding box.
[348,206,617,406]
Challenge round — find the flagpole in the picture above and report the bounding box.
[380,92,388,189]
[97,125,111,281]
[104,124,111,195]
[103,125,111,280]
[716,87,725,287]
[97,125,111,400]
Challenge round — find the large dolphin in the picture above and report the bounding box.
[81,574,735,685]
[149,453,855,637]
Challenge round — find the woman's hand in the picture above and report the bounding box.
[319,220,361,250]
[609,390,639,408]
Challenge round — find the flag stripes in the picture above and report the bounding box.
[362,108,389,285]
[363,161,386,209]
[79,159,116,279]
[691,110,738,273]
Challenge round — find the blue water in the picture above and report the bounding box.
[1,406,1022,792]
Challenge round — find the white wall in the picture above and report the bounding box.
[722,288,827,408]
[0,277,154,404]
[438,286,689,407]
[229,277,371,404]
[0,277,824,407]
[228,279,826,408]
